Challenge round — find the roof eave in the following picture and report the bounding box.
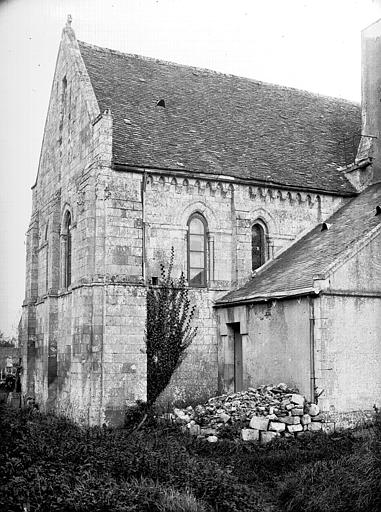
[214,287,318,308]
[112,161,357,197]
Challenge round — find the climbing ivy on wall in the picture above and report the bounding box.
[145,248,197,405]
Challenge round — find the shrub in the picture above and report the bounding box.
[146,248,197,404]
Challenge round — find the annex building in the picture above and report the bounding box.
[21,19,381,425]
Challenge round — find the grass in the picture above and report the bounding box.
[0,403,380,512]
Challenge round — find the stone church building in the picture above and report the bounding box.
[21,19,381,425]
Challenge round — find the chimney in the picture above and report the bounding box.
[359,19,381,184]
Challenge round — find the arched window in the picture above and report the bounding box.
[63,211,72,288]
[252,222,267,271]
[187,213,207,287]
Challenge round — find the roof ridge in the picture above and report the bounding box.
[77,40,359,106]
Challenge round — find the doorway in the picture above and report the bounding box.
[232,323,243,392]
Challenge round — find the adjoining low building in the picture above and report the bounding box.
[215,183,381,422]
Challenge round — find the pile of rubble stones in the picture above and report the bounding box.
[166,383,332,443]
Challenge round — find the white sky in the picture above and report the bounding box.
[0,0,380,336]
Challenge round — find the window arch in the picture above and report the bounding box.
[252,222,267,271]
[62,211,72,288]
[187,213,207,287]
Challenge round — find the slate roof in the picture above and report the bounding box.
[78,41,361,195]
[216,183,381,305]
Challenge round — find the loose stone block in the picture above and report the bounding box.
[301,414,312,425]
[287,424,303,433]
[290,394,305,407]
[241,428,260,442]
[291,408,304,416]
[219,412,230,423]
[308,404,320,416]
[207,435,218,443]
[174,408,191,424]
[188,423,201,436]
[280,415,301,425]
[308,422,322,432]
[200,428,217,436]
[249,416,269,431]
[260,431,280,444]
[269,421,286,432]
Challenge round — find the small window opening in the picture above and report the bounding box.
[151,276,158,286]
[375,206,381,216]
[252,223,267,271]
[156,99,165,107]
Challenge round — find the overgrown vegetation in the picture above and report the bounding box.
[0,330,17,347]
[1,404,380,512]
[146,249,197,404]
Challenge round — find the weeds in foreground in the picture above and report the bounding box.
[0,404,380,512]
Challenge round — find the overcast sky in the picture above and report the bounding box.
[0,0,380,337]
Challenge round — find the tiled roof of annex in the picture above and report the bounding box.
[216,183,381,305]
[78,40,361,195]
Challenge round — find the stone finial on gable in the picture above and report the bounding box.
[63,13,76,41]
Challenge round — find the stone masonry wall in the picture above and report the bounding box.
[155,288,220,407]
[143,173,344,286]
[102,284,147,425]
[55,285,105,425]
[21,24,116,423]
